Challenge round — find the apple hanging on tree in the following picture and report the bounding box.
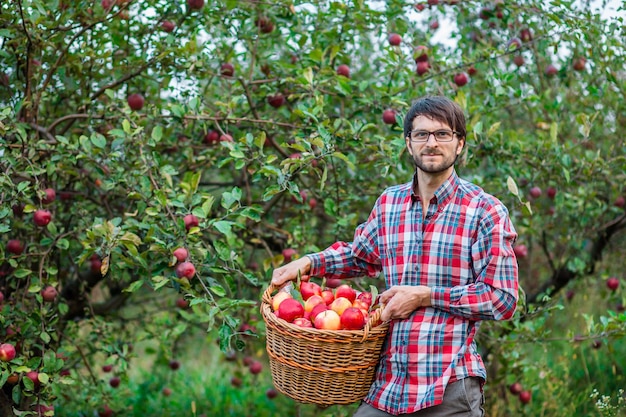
[336,64,350,78]
[382,109,397,125]
[33,209,52,227]
[0,343,16,361]
[127,93,144,111]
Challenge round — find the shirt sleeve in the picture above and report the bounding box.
[430,202,519,321]
[307,199,382,279]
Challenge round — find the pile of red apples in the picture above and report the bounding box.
[271,280,375,331]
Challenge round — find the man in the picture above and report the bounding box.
[271,96,519,416]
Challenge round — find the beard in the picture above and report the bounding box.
[411,149,459,174]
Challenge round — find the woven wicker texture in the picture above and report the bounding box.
[261,283,390,406]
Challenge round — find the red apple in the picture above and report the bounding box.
[33,209,52,227]
[300,282,322,301]
[529,186,542,199]
[173,247,188,262]
[267,94,285,108]
[607,277,619,291]
[176,298,189,309]
[453,73,468,87]
[308,198,317,209]
[304,294,325,312]
[169,360,180,370]
[277,298,304,323]
[26,371,40,387]
[204,130,220,145]
[41,188,56,204]
[514,244,528,259]
[415,3,425,11]
[506,37,522,50]
[414,45,428,62]
[519,390,531,404]
[175,261,196,279]
[183,214,199,231]
[101,0,114,9]
[309,303,329,322]
[220,134,233,142]
[335,284,357,303]
[98,405,114,417]
[336,64,350,78]
[416,61,430,76]
[340,307,366,330]
[90,254,102,274]
[314,309,341,330]
[429,20,439,30]
[321,289,335,305]
[161,20,175,33]
[0,343,16,362]
[109,376,121,388]
[293,317,314,328]
[41,286,58,303]
[186,0,204,10]
[615,196,625,207]
[382,109,397,125]
[282,248,297,262]
[467,66,477,76]
[509,382,523,395]
[546,187,557,199]
[388,33,402,46]
[520,28,533,42]
[330,297,353,316]
[356,291,373,307]
[573,57,586,71]
[102,364,113,373]
[220,63,234,77]
[266,388,278,399]
[162,387,172,396]
[545,64,558,77]
[513,55,525,67]
[249,360,263,374]
[271,291,292,312]
[256,16,274,33]
[7,239,24,255]
[127,93,144,111]
[230,376,242,387]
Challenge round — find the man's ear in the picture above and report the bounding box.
[456,137,465,155]
[405,136,414,155]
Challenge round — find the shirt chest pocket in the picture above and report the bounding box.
[383,244,423,287]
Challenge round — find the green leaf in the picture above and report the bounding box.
[13,269,32,278]
[40,331,51,344]
[151,125,163,142]
[91,134,106,149]
[209,284,226,297]
[124,280,144,293]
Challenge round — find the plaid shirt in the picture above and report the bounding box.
[307,171,518,415]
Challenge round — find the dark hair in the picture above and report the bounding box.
[403,96,466,139]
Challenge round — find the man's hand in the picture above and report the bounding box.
[379,285,432,322]
[271,256,312,286]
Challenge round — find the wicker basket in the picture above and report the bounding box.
[261,283,389,406]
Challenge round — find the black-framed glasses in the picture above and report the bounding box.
[407,129,459,143]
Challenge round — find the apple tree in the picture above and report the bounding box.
[0,0,625,415]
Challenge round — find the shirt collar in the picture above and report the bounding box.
[410,170,459,206]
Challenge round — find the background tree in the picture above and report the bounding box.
[1,0,625,415]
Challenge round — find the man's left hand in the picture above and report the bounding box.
[379,285,432,322]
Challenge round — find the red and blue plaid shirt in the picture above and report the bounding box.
[308,171,519,414]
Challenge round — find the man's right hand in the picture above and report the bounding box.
[271,256,312,286]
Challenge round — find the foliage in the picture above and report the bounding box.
[1,0,625,415]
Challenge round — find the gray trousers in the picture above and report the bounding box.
[353,377,485,417]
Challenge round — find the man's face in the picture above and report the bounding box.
[405,115,465,175]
